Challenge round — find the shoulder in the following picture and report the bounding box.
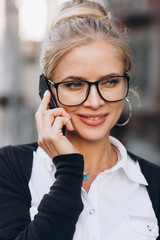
[0,142,38,164]
[0,142,38,154]
[0,142,38,182]
[128,151,160,184]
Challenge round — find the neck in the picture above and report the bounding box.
[66,132,117,173]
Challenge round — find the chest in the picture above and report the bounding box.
[29,152,159,240]
[82,171,102,193]
[74,172,159,240]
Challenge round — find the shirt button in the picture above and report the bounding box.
[89,209,95,214]
[147,225,152,231]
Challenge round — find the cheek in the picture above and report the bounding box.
[112,101,124,113]
[57,104,77,116]
[109,101,124,122]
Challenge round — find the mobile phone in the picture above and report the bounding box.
[39,73,66,135]
[39,73,58,109]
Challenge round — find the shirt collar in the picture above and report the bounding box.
[36,137,148,186]
[108,136,148,186]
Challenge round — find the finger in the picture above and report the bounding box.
[46,108,71,119]
[35,91,51,127]
[38,90,51,113]
[36,108,71,130]
[65,118,74,131]
[53,116,74,132]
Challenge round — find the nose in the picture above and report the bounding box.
[83,85,105,109]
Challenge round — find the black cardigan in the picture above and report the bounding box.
[0,142,160,240]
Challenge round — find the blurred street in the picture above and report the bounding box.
[0,0,160,164]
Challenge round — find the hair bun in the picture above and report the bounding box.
[51,0,111,29]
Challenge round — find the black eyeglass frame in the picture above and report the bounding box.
[47,75,130,107]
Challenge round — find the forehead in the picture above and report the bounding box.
[53,40,124,80]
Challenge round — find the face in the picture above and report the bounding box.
[52,40,125,142]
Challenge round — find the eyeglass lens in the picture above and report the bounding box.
[52,76,128,106]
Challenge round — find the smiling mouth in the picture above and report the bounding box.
[78,114,108,126]
[83,115,106,120]
[79,114,108,119]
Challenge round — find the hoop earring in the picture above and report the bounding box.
[116,98,132,127]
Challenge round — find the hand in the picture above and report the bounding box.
[35,90,79,158]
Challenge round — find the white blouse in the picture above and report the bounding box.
[29,136,159,240]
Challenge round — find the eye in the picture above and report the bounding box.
[61,81,86,91]
[100,77,121,88]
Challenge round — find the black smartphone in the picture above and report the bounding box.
[39,73,66,135]
[39,73,58,109]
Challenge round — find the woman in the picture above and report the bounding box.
[0,0,160,239]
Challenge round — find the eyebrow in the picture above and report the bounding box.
[60,73,123,82]
[61,76,85,81]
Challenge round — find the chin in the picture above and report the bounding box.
[72,127,110,142]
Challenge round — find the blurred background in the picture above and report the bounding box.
[0,0,160,164]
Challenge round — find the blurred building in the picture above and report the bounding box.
[0,0,58,146]
[0,0,160,164]
[108,0,160,163]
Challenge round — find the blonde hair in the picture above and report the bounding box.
[41,0,133,79]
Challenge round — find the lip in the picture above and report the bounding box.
[78,113,108,126]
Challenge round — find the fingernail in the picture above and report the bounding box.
[44,90,49,97]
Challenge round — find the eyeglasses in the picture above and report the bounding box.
[47,75,130,106]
